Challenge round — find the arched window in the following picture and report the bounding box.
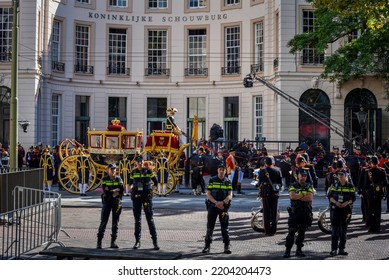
[344,88,379,152]
[299,89,331,151]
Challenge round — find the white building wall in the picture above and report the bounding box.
[0,0,388,151]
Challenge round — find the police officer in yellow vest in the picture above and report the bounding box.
[129,156,160,250]
[39,146,55,192]
[202,163,233,254]
[328,169,356,256]
[97,164,124,249]
[283,169,314,258]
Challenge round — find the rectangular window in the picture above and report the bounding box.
[75,24,93,73]
[0,7,13,62]
[108,28,128,75]
[108,97,127,127]
[148,0,167,8]
[51,95,61,147]
[186,29,207,76]
[189,0,206,8]
[109,0,127,7]
[225,0,240,5]
[223,26,240,75]
[224,96,239,147]
[147,98,167,133]
[77,0,90,3]
[302,10,324,65]
[254,96,263,141]
[75,95,90,145]
[253,21,264,72]
[146,30,169,76]
[52,20,65,72]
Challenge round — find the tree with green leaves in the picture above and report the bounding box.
[287,0,389,91]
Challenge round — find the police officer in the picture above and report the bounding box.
[284,169,314,258]
[202,163,233,254]
[328,169,356,256]
[363,155,388,233]
[97,163,124,249]
[258,156,283,235]
[129,156,160,250]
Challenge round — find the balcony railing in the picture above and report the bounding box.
[0,52,11,62]
[107,66,130,76]
[184,68,208,76]
[221,66,241,75]
[145,68,170,76]
[74,64,94,74]
[52,61,65,72]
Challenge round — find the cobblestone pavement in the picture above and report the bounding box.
[31,192,389,260]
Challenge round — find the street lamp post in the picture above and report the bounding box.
[10,0,19,170]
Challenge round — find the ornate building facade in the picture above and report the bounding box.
[0,0,388,152]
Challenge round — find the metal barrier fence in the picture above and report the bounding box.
[0,186,64,259]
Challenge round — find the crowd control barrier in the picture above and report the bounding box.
[0,186,64,259]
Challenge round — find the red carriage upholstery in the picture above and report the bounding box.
[144,130,179,153]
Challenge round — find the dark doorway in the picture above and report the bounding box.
[344,88,379,153]
[299,89,331,151]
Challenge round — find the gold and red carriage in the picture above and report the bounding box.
[143,130,189,195]
[57,119,188,195]
[57,119,143,194]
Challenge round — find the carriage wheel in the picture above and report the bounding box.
[58,139,83,161]
[87,165,106,192]
[152,170,177,196]
[58,155,97,194]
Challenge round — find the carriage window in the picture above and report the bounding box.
[90,135,102,148]
[106,136,119,149]
[137,135,143,148]
[122,135,135,149]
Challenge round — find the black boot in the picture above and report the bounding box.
[152,238,160,250]
[110,235,119,248]
[96,234,103,249]
[296,247,306,257]
[133,240,141,249]
[96,238,102,249]
[283,248,291,258]
[237,183,244,194]
[110,240,119,249]
[202,241,211,253]
[224,242,231,254]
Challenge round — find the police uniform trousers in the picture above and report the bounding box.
[367,189,382,232]
[97,202,121,240]
[132,197,157,241]
[285,208,312,250]
[205,205,230,244]
[262,194,278,235]
[330,207,351,251]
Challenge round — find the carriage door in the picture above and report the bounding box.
[299,89,331,151]
[344,89,379,151]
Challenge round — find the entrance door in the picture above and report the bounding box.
[344,88,379,152]
[299,89,331,151]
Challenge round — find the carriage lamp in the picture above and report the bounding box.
[355,107,367,128]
